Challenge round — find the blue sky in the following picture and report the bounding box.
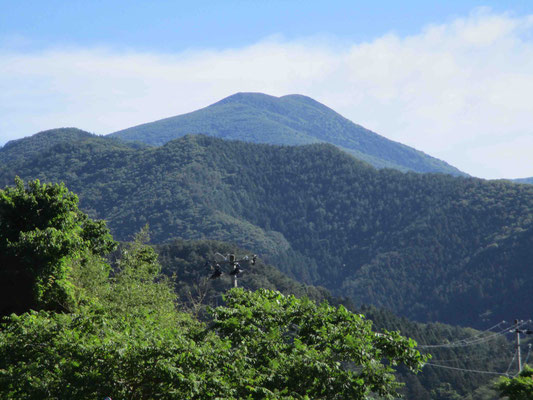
[3,1,532,52]
[2,1,533,178]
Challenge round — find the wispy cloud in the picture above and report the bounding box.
[2,9,533,179]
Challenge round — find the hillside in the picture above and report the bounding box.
[0,128,147,166]
[1,131,531,327]
[109,92,465,175]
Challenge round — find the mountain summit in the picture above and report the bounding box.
[109,92,465,175]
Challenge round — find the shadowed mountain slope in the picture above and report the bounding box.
[109,92,465,175]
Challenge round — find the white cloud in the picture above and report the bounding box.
[1,9,533,179]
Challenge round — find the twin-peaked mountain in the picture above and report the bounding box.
[1,130,531,328]
[109,92,465,175]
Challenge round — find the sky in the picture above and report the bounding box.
[2,1,533,179]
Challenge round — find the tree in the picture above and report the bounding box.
[102,226,180,328]
[0,227,230,400]
[0,285,229,400]
[0,287,428,400]
[0,177,115,316]
[496,365,533,400]
[210,288,428,399]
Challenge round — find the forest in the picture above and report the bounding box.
[1,178,529,399]
[0,177,428,399]
[1,129,532,327]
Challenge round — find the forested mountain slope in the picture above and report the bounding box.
[1,131,531,327]
[109,92,465,175]
[0,128,146,166]
[513,177,533,184]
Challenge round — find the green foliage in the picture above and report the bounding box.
[210,288,427,399]
[0,258,427,399]
[0,175,514,399]
[0,182,428,399]
[104,227,179,327]
[496,365,533,400]
[0,224,229,399]
[0,294,227,399]
[0,177,116,315]
[0,127,146,166]
[513,178,533,185]
[431,383,463,400]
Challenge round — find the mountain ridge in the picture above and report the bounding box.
[513,177,533,184]
[0,127,146,166]
[109,92,466,176]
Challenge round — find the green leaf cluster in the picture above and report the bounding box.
[0,177,115,315]
[496,365,533,400]
[210,288,427,399]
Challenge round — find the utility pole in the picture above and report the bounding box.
[229,254,239,288]
[513,319,533,373]
[207,252,256,288]
[515,319,522,373]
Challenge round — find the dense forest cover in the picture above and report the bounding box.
[109,92,465,175]
[0,128,147,166]
[0,179,429,399]
[1,131,531,327]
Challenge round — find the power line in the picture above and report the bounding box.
[429,354,513,364]
[419,330,506,349]
[420,319,533,377]
[419,321,527,349]
[505,351,517,375]
[424,362,511,376]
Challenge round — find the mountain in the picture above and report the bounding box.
[0,127,146,166]
[1,130,531,328]
[109,92,465,175]
[513,177,533,184]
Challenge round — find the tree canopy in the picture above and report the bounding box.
[210,288,427,399]
[0,177,115,316]
[496,365,533,400]
[0,288,428,399]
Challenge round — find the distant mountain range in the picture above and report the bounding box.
[513,177,533,184]
[1,130,531,328]
[109,92,466,176]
